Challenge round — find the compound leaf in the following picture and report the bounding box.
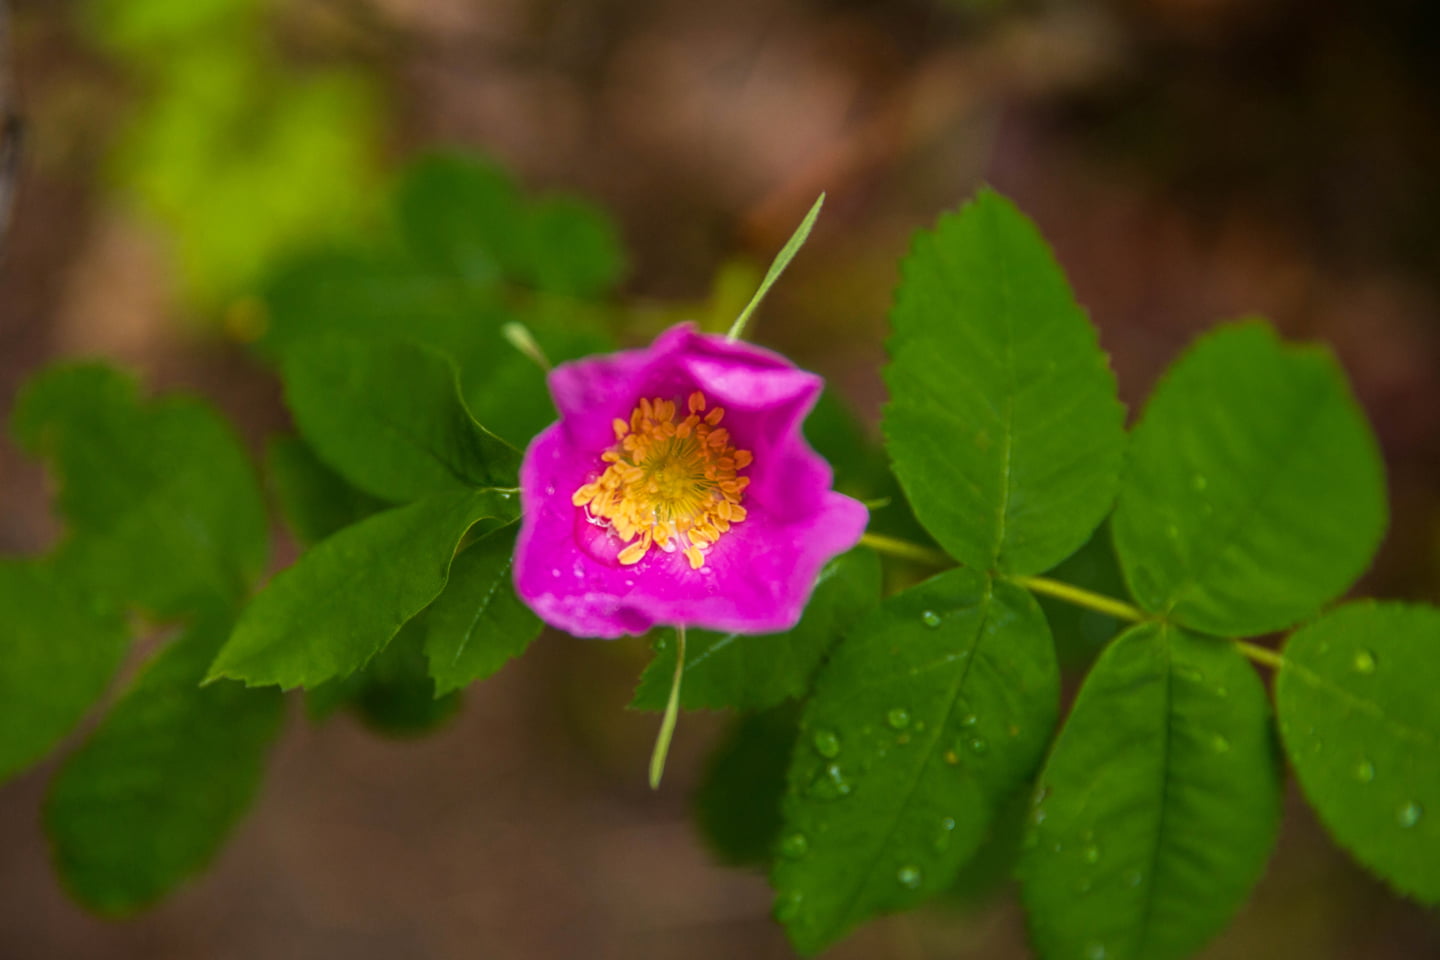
[1112,322,1386,636]
[884,189,1125,575]
[1277,602,1440,904]
[772,568,1059,953]
[1020,623,1282,960]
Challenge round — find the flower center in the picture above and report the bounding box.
[572,391,751,569]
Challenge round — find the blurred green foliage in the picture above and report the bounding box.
[78,0,383,307]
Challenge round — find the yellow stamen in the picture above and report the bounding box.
[573,392,751,570]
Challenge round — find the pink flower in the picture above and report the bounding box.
[514,323,868,638]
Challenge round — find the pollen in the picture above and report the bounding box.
[572,390,751,569]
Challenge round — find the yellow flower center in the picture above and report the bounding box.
[572,391,751,569]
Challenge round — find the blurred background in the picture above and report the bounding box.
[1,0,1438,957]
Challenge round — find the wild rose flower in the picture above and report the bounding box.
[514,323,868,638]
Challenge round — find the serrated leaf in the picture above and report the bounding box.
[0,560,129,783]
[281,337,521,502]
[772,568,1059,954]
[12,363,268,615]
[207,489,518,689]
[1276,602,1440,903]
[1020,623,1282,960]
[424,524,541,696]
[631,548,882,712]
[265,434,385,547]
[46,611,283,915]
[883,189,1125,575]
[694,705,802,868]
[1112,321,1386,636]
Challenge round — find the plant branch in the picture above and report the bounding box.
[859,532,953,568]
[1009,575,1146,623]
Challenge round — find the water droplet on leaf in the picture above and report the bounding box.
[887,708,910,730]
[968,738,988,756]
[775,891,803,922]
[781,833,809,859]
[1355,760,1375,783]
[1353,649,1377,674]
[897,865,923,890]
[1398,802,1423,828]
[808,763,852,800]
[812,730,841,758]
[1211,734,1231,754]
[1083,844,1100,864]
[921,610,942,628]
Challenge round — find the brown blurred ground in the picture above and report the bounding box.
[2,0,1439,957]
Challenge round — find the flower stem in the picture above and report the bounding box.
[726,193,825,342]
[1009,575,1146,623]
[649,625,686,789]
[858,532,953,568]
[1234,639,1286,670]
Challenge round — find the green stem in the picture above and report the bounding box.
[858,532,953,568]
[649,625,686,789]
[1010,575,1146,623]
[1234,639,1285,670]
[726,194,825,341]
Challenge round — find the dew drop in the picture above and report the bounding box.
[1211,734,1231,754]
[812,730,841,759]
[1083,844,1101,865]
[933,818,956,853]
[1353,649,1378,675]
[887,708,911,730]
[1398,802,1423,828]
[968,738,989,756]
[897,865,923,890]
[961,713,979,728]
[775,891,803,922]
[781,833,809,859]
[808,763,852,801]
[1355,760,1375,783]
[921,610,942,628]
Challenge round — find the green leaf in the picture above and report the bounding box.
[772,568,1059,954]
[883,189,1125,575]
[1276,602,1440,903]
[518,195,626,298]
[281,337,521,502]
[631,548,883,712]
[0,560,129,783]
[13,363,268,615]
[694,705,802,868]
[397,152,526,287]
[1112,322,1386,636]
[424,524,541,697]
[1020,623,1282,960]
[207,489,518,689]
[46,610,283,915]
[265,434,386,547]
